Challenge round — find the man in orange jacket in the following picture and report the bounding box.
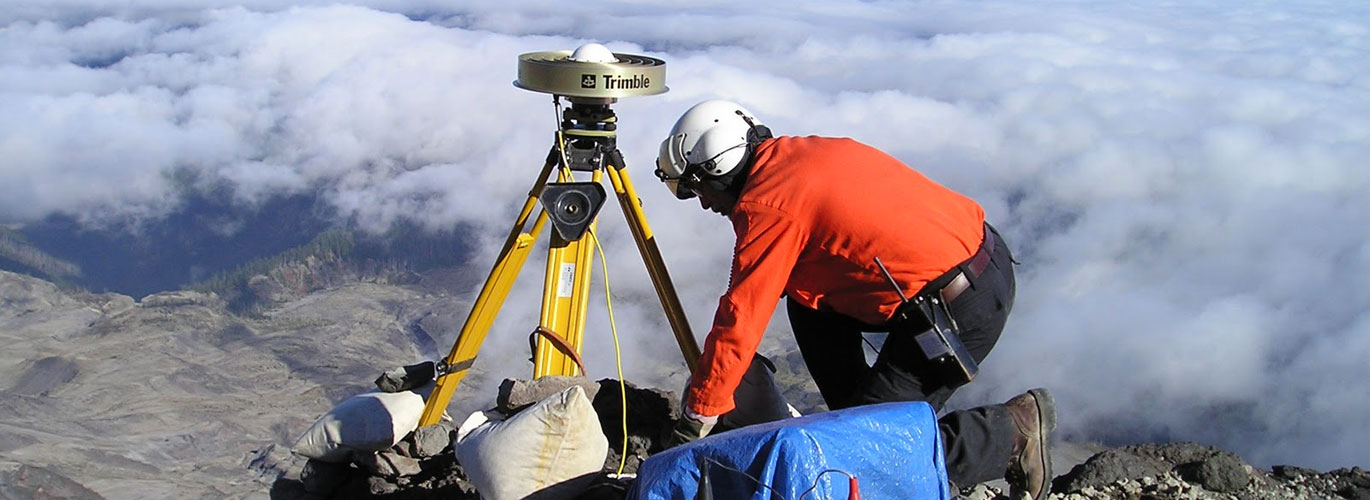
[654,100,1055,499]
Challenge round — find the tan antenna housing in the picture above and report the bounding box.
[515,46,667,98]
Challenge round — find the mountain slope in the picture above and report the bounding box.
[0,270,472,498]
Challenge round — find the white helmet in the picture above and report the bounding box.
[655,100,770,199]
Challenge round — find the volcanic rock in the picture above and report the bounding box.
[408,422,454,458]
[1178,453,1251,492]
[1053,447,1171,493]
[496,376,601,415]
[591,378,678,473]
[354,451,422,478]
[375,361,437,394]
[299,459,350,496]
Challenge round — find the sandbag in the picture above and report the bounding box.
[292,384,433,463]
[628,401,950,500]
[455,385,608,500]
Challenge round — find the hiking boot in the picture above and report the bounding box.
[1004,388,1056,500]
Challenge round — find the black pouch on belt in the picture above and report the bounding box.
[896,294,979,384]
[877,258,980,385]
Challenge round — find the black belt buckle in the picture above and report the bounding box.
[911,295,979,384]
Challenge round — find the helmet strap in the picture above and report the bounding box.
[677,111,774,198]
[717,113,771,196]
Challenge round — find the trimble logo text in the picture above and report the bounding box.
[601,74,651,90]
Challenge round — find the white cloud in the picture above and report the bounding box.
[3,0,1369,469]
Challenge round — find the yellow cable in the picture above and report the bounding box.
[552,99,630,475]
[588,228,630,476]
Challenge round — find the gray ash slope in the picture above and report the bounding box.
[1,269,1365,500]
[0,269,479,498]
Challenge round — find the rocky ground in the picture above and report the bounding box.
[2,269,1365,500]
[267,402,1369,500]
[963,442,1370,500]
[266,390,1370,500]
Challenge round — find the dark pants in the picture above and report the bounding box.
[787,224,1018,486]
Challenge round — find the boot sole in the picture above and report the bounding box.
[1027,388,1056,499]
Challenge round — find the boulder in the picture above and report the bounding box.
[354,450,422,478]
[410,421,454,458]
[497,376,600,415]
[1053,448,1170,493]
[375,361,436,393]
[300,459,351,496]
[1178,453,1251,492]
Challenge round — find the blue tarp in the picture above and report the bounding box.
[628,401,950,500]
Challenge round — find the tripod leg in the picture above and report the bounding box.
[533,168,601,378]
[418,153,558,427]
[605,153,703,372]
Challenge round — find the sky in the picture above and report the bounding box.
[4,0,1369,470]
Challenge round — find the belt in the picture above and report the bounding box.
[938,225,995,304]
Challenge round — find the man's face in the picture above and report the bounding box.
[691,182,738,217]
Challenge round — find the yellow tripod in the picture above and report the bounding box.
[418,97,700,426]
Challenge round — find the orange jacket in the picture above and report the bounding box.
[686,136,986,416]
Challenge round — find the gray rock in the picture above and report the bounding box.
[1180,453,1251,492]
[1125,442,1234,467]
[368,475,402,495]
[592,379,678,464]
[1272,465,1320,481]
[1054,448,1170,493]
[86,292,135,316]
[1330,467,1370,500]
[242,443,297,481]
[959,482,1002,500]
[591,378,676,460]
[411,422,454,458]
[497,376,600,414]
[374,361,436,393]
[138,290,223,308]
[300,459,351,496]
[354,451,423,478]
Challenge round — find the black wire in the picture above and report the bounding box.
[700,457,789,500]
[797,469,855,500]
[700,457,856,500]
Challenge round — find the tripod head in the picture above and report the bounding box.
[513,44,670,242]
[515,43,668,174]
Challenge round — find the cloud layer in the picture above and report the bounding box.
[4,1,1368,469]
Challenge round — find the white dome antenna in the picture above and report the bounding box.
[569,43,617,63]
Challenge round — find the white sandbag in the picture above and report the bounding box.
[717,355,800,431]
[292,384,433,463]
[455,385,608,500]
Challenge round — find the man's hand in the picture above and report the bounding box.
[665,409,718,448]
